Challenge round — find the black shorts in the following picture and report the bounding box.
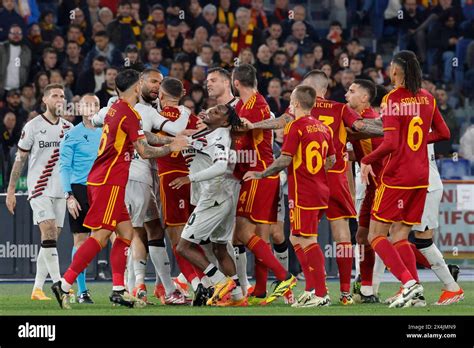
[69,184,91,233]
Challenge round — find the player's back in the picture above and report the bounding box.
[88,99,144,187]
[234,93,274,177]
[311,97,360,173]
[380,87,435,188]
[282,116,334,209]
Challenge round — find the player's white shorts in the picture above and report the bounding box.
[182,197,235,244]
[30,196,66,227]
[412,189,443,232]
[125,180,160,228]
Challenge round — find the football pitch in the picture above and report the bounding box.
[1,281,472,316]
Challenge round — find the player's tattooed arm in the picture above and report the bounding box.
[6,150,29,214]
[351,118,384,138]
[134,136,188,159]
[144,131,174,145]
[243,154,292,181]
[325,154,336,171]
[244,113,293,130]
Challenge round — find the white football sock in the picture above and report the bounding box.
[42,247,61,283]
[234,246,249,293]
[274,247,289,271]
[419,244,459,292]
[372,253,385,295]
[191,277,200,291]
[133,258,147,286]
[126,250,135,292]
[149,245,176,295]
[354,243,361,280]
[204,263,226,285]
[231,275,243,301]
[33,247,48,290]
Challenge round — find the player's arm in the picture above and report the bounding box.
[325,134,336,171]
[243,113,293,130]
[91,106,108,127]
[152,106,191,136]
[352,118,384,137]
[133,136,188,159]
[59,134,82,219]
[144,131,174,145]
[6,149,28,214]
[428,106,451,143]
[243,154,292,181]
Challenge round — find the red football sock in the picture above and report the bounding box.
[173,245,199,283]
[395,240,419,282]
[253,258,268,297]
[111,237,131,288]
[410,243,431,269]
[304,243,327,297]
[246,235,287,281]
[371,236,414,285]
[64,237,102,285]
[336,242,353,293]
[360,244,375,286]
[294,244,314,291]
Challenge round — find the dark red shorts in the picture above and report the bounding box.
[290,206,323,237]
[371,184,428,225]
[159,171,191,226]
[237,176,279,224]
[326,171,357,220]
[358,186,376,229]
[84,184,130,231]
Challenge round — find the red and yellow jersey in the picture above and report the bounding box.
[351,107,384,186]
[155,106,198,176]
[362,87,450,188]
[311,97,360,173]
[87,99,145,187]
[281,116,335,209]
[234,92,274,179]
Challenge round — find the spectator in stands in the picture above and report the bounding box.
[21,84,36,113]
[145,47,169,76]
[106,0,141,52]
[71,7,92,39]
[313,43,325,69]
[0,0,26,42]
[272,49,290,80]
[169,61,191,93]
[350,55,370,80]
[398,0,427,52]
[255,44,281,95]
[83,0,101,27]
[96,67,118,107]
[250,0,269,30]
[267,21,284,46]
[217,44,234,71]
[346,38,367,62]
[49,70,73,102]
[266,37,279,55]
[322,21,346,60]
[217,0,236,29]
[189,84,205,113]
[83,31,123,72]
[66,24,91,54]
[216,21,231,42]
[331,69,355,103]
[266,78,288,117]
[295,47,317,80]
[98,6,114,27]
[283,35,300,70]
[194,26,209,52]
[182,37,198,65]
[39,10,60,43]
[29,47,57,81]
[196,4,217,35]
[282,4,318,42]
[181,95,196,114]
[123,44,143,70]
[0,89,28,136]
[230,7,264,56]
[434,87,459,157]
[51,35,66,67]
[209,35,224,61]
[33,71,49,103]
[148,5,166,40]
[76,55,106,95]
[238,47,255,65]
[158,18,183,60]
[0,111,18,158]
[427,12,461,83]
[190,65,206,87]
[0,24,32,99]
[27,24,45,61]
[271,0,289,23]
[292,21,314,54]
[61,41,83,90]
[196,43,214,69]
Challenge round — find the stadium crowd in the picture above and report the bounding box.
[0,0,473,188]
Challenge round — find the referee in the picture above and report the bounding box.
[59,94,102,304]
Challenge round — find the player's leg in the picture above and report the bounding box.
[413,229,463,304]
[253,224,270,299]
[72,232,93,304]
[232,233,250,296]
[354,225,378,303]
[329,218,354,304]
[131,227,148,301]
[271,222,289,272]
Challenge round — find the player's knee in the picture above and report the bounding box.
[41,239,57,248]
[175,240,188,257]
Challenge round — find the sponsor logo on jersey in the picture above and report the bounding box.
[38,141,60,148]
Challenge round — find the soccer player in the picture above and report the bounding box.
[232,64,297,305]
[51,69,188,309]
[344,79,383,303]
[206,67,252,296]
[6,84,73,301]
[241,70,383,304]
[171,104,247,306]
[93,70,189,305]
[59,93,102,304]
[360,50,451,308]
[244,85,336,307]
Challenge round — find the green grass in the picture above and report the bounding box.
[0,281,472,316]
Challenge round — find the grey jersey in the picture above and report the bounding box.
[183,127,235,207]
[18,115,73,199]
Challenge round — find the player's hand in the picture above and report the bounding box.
[169,176,191,189]
[243,171,262,181]
[67,196,82,219]
[6,191,16,215]
[179,129,198,137]
[169,135,189,152]
[237,118,254,131]
[360,163,375,185]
